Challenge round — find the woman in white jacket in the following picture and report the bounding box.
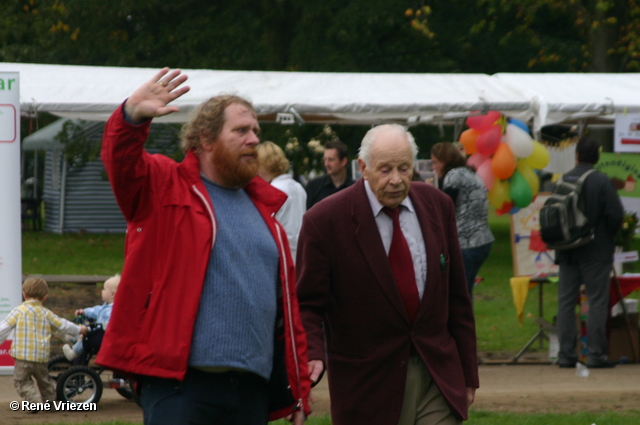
[257,141,307,262]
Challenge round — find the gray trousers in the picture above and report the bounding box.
[557,260,611,364]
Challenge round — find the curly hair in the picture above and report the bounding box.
[180,95,255,155]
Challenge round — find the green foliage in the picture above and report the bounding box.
[615,210,639,251]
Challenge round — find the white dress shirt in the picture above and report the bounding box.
[363,180,427,299]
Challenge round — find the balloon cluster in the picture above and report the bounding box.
[459,111,550,215]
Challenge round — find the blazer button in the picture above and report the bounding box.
[137,227,142,232]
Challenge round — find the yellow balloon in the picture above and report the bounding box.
[524,140,550,169]
[488,178,510,209]
[516,160,540,196]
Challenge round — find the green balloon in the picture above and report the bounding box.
[509,171,533,208]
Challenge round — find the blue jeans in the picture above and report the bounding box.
[462,242,493,299]
[141,368,268,425]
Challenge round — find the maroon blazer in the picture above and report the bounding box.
[296,179,478,425]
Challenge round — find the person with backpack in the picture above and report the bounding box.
[553,137,623,369]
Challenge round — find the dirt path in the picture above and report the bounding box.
[1,363,639,423]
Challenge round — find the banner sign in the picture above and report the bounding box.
[596,152,640,217]
[0,72,22,374]
[614,112,640,153]
[510,194,559,277]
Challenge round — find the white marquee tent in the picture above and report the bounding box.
[494,72,640,130]
[3,62,640,131]
[0,62,537,126]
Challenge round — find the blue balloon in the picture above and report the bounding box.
[508,118,530,134]
[509,206,521,214]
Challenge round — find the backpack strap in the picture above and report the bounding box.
[557,168,595,190]
[574,168,596,191]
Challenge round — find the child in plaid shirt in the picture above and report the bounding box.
[0,277,87,407]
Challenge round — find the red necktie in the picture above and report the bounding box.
[383,207,420,322]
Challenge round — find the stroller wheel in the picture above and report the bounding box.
[47,355,72,381]
[56,365,103,404]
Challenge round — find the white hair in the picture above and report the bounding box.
[358,124,418,167]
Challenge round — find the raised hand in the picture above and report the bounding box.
[124,67,190,123]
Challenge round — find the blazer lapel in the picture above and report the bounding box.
[351,180,410,321]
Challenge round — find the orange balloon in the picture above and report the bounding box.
[491,143,516,180]
[459,128,480,155]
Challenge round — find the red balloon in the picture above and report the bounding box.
[466,111,502,131]
[475,125,502,156]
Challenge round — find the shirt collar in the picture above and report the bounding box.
[363,180,414,217]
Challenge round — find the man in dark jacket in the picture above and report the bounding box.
[305,139,355,209]
[555,137,623,369]
[297,124,478,425]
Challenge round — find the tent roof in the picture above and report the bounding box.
[1,62,535,125]
[494,73,640,128]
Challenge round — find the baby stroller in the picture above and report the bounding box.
[48,315,137,405]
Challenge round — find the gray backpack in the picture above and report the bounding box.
[539,169,595,250]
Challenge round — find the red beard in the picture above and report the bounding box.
[211,142,258,188]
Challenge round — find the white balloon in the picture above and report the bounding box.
[505,123,534,158]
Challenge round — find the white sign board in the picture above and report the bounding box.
[614,112,640,153]
[0,72,22,374]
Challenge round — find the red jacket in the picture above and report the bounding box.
[96,105,311,419]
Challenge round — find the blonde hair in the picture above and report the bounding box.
[22,277,48,300]
[103,274,121,294]
[256,141,290,176]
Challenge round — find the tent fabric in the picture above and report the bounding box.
[0,62,535,125]
[4,63,639,129]
[494,73,640,130]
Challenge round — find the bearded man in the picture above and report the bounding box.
[96,68,310,425]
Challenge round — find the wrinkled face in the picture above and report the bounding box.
[323,148,347,177]
[360,132,413,208]
[430,154,445,178]
[209,103,261,188]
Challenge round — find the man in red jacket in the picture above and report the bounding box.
[96,68,310,425]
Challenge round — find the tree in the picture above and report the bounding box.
[408,0,640,72]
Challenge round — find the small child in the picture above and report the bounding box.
[62,274,120,361]
[0,277,87,406]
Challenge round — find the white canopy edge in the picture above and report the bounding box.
[494,73,640,130]
[0,62,535,125]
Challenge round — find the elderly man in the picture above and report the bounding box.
[297,124,478,425]
[96,68,310,425]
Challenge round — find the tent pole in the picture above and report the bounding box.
[58,159,67,234]
[577,118,588,138]
[453,118,464,142]
[34,151,38,199]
